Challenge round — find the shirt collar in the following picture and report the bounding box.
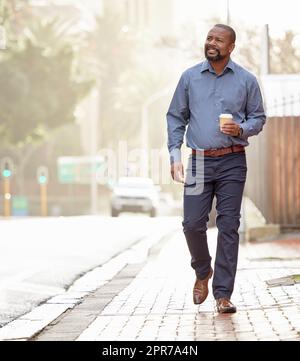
[201,58,235,74]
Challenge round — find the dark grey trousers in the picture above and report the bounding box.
[182,152,247,299]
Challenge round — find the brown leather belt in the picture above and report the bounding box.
[192,145,245,157]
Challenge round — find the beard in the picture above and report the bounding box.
[205,47,226,61]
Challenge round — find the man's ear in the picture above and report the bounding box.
[229,43,235,53]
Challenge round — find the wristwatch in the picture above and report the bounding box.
[238,125,243,137]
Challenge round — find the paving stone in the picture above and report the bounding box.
[23,229,300,341]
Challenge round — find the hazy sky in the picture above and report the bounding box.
[175,0,300,38]
[55,0,300,42]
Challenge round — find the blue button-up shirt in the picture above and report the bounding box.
[167,59,266,163]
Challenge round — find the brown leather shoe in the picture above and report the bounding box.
[216,298,236,313]
[193,268,213,304]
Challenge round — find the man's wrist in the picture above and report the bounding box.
[170,148,182,164]
[237,125,243,137]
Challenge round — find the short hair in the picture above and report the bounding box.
[214,24,236,43]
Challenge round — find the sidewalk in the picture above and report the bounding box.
[2,228,300,341]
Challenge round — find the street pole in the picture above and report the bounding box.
[3,177,11,217]
[260,24,270,75]
[40,183,48,217]
[1,157,13,217]
[37,166,48,217]
[90,88,99,215]
[226,0,230,25]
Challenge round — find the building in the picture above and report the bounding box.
[29,0,103,31]
[104,0,175,39]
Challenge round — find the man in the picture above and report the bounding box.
[166,24,266,313]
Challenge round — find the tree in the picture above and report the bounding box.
[157,19,300,77]
[0,19,93,146]
[0,0,31,48]
[235,28,300,75]
[233,27,261,75]
[88,8,179,151]
[0,0,27,27]
[0,16,94,194]
[114,65,173,149]
[87,10,137,150]
[270,31,300,74]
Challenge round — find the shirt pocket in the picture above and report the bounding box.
[221,86,247,114]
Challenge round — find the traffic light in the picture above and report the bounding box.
[37,166,48,185]
[2,162,11,178]
[38,174,47,184]
[37,166,48,217]
[1,159,13,217]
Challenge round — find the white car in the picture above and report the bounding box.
[111,177,159,217]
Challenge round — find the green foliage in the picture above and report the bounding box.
[88,11,137,149]
[115,67,172,148]
[0,0,29,45]
[270,31,300,74]
[0,0,23,26]
[236,28,300,75]
[0,18,94,146]
[89,10,173,150]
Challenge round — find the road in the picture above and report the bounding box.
[0,215,181,326]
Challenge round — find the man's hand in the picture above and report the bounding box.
[171,162,184,183]
[220,121,241,137]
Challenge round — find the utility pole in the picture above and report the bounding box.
[260,24,270,75]
[37,166,49,217]
[3,167,11,217]
[90,89,99,215]
[226,0,230,25]
[1,157,13,217]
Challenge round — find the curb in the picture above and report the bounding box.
[0,228,179,341]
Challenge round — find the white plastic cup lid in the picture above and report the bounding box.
[219,113,233,118]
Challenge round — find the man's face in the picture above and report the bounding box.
[204,27,235,62]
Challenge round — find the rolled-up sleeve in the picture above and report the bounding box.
[167,72,190,164]
[240,77,266,139]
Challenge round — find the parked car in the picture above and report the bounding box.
[111,177,159,217]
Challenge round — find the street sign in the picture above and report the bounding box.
[12,196,28,216]
[57,156,104,184]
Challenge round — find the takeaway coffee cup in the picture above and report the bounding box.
[219,113,233,130]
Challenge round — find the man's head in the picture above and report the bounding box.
[205,24,236,62]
